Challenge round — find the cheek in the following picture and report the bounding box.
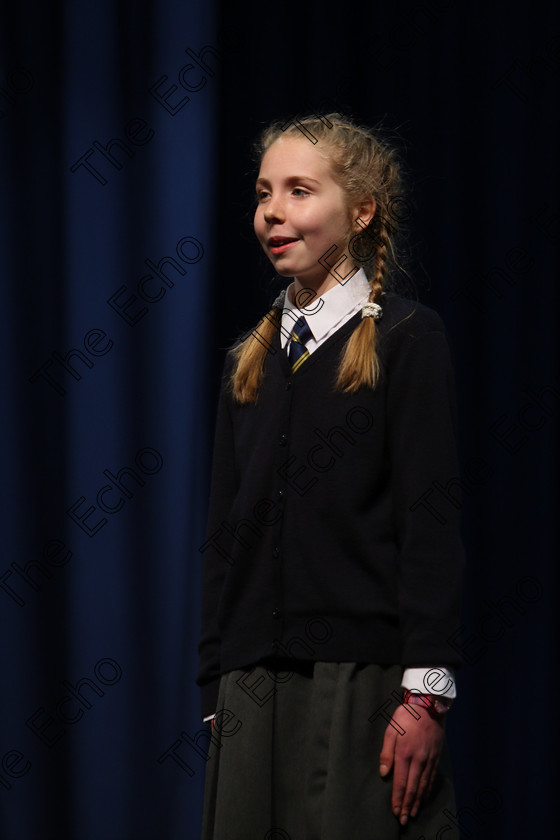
[312,208,351,245]
[253,210,264,239]
[296,205,333,237]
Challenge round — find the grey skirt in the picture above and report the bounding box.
[201,661,458,840]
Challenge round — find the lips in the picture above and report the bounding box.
[268,236,299,255]
[269,236,299,246]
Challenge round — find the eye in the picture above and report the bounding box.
[256,189,270,202]
[292,188,309,197]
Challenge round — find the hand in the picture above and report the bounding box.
[379,702,445,826]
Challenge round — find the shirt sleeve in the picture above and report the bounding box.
[401,666,457,699]
[386,322,465,668]
[196,352,238,719]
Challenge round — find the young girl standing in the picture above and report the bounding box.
[198,113,464,839]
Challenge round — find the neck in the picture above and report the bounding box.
[290,267,355,307]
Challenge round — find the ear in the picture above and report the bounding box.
[351,195,376,230]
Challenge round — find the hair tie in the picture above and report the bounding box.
[361,302,383,321]
[272,289,287,309]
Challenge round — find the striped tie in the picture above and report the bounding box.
[288,316,313,372]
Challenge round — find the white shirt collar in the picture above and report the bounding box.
[281,268,370,345]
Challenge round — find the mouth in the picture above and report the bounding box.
[268,236,299,255]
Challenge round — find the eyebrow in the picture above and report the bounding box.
[255,175,321,188]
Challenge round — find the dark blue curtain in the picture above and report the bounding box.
[1,1,558,838]
[1,2,218,838]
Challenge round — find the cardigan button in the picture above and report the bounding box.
[272,546,280,558]
[285,380,292,390]
[277,489,284,499]
[279,434,288,446]
[272,608,282,619]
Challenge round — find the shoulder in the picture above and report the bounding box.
[376,295,455,381]
[377,293,447,344]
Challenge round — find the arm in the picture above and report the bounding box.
[388,327,464,666]
[382,320,465,824]
[197,353,239,720]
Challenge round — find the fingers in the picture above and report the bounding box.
[396,748,442,824]
[391,754,412,822]
[423,753,440,803]
[409,758,431,819]
[392,753,428,825]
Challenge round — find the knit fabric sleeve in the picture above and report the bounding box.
[385,312,465,667]
[196,352,238,718]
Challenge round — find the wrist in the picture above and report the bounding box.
[402,689,453,720]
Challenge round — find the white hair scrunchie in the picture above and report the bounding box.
[272,289,287,309]
[361,302,383,321]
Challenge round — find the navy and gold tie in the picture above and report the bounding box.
[288,316,313,372]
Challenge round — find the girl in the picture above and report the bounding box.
[198,113,464,840]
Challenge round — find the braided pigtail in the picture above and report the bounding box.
[229,297,283,404]
[335,209,391,392]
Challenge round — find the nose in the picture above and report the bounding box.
[263,194,285,223]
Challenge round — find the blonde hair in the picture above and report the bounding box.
[230,113,406,404]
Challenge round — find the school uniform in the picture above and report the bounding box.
[198,269,464,839]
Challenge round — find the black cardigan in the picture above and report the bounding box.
[197,294,465,718]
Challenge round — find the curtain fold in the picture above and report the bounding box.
[1,2,218,838]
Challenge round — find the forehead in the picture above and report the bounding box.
[257,136,333,181]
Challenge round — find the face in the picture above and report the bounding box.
[254,136,356,293]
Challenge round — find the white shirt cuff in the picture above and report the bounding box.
[401,667,456,699]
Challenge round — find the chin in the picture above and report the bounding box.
[273,264,297,277]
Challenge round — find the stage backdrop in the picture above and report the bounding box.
[1,1,558,838]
